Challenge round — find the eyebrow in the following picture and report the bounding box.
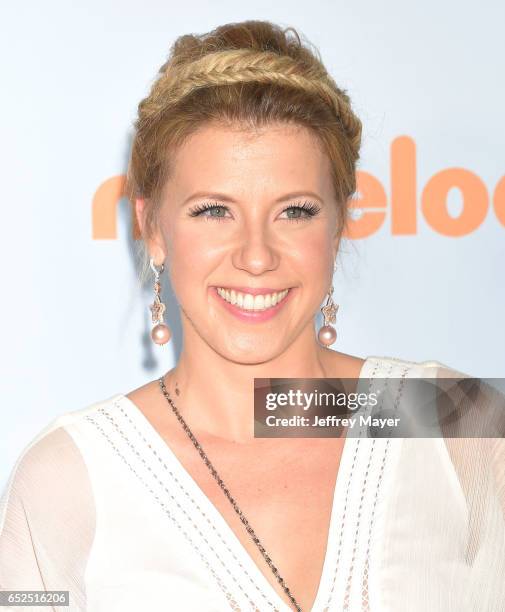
[181,190,324,206]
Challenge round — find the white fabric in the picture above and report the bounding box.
[1,355,504,612]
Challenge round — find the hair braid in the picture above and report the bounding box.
[137,48,361,162]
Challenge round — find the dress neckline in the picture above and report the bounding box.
[116,355,377,611]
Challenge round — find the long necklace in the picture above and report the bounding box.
[158,375,303,612]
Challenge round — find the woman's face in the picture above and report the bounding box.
[141,121,341,363]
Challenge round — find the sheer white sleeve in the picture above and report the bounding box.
[0,426,95,611]
[424,361,505,523]
[432,362,505,609]
[352,359,505,611]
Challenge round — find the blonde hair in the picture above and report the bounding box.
[125,20,363,283]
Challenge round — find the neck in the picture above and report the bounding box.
[163,322,347,443]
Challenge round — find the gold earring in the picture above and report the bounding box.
[149,257,171,345]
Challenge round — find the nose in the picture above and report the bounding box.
[231,220,280,276]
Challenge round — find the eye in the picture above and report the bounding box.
[187,202,232,220]
[280,201,321,221]
[187,199,321,222]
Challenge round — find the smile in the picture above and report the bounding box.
[210,286,294,322]
[217,287,289,311]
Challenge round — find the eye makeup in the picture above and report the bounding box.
[187,199,322,221]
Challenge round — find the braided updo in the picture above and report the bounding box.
[126,19,362,256]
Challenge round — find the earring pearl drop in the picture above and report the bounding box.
[149,257,171,346]
[318,324,337,346]
[151,322,171,345]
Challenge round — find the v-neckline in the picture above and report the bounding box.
[116,356,375,612]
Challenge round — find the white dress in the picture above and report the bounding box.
[1,355,504,612]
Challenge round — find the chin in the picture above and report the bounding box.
[218,335,285,364]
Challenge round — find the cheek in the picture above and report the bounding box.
[288,229,334,275]
[287,228,335,311]
[165,226,222,297]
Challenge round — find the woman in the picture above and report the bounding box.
[1,19,504,612]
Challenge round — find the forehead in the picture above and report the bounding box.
[165,122,333,201]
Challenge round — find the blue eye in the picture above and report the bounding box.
[188,202,230,219]
[281,201,321,220]
[187,200,321,221]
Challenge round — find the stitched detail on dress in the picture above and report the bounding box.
[322,359,380,612]
[100,403,280,612]
[341,363,398,611]
[359,440,390,612]
[341,438,377,612]
[113,401,280,611]
[85,413,246,612]
[360,365,410,612]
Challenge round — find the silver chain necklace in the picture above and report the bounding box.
[157,375,303,612]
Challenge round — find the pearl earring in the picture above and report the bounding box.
[317,263,339,347]
[149,257,171,345]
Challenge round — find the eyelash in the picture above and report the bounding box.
[187,200,321,222]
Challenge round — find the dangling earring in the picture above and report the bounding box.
[318,263,339,347]
[149,257,171,345]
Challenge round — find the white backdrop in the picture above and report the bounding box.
[1,0,504,488]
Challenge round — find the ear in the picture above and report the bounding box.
[135,197,166,264]
[134,197,146,235]
[332,226,342,263]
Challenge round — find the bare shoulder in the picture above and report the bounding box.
[323,349,367,378]
[123,373,188,446]
[125,377,166,420]
[125,377,159,404]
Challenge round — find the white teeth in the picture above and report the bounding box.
[253,295,265,310]
[243,294,254,310]
[216,288,289,311]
